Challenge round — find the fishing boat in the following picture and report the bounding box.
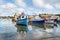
[30,19,45,24]
[29,16,45,24]
[55,18,60,22]
[16,16,29,26]
[29,19,45,28]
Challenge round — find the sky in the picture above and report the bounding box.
[0,0,60,16]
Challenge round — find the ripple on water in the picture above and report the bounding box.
[0,19,17,33]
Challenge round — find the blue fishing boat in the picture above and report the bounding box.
[29,19,45,28]
[16,16,29,26]
[54,19,60,22]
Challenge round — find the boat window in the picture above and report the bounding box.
[22,16,24,18]
[21,16,27,19]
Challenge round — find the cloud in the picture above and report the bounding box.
[54,4,60,9]
[25,8,41,15]
[6,3,17,8]
[43,0,60,9]
[32,0,54,10]
[0,0,2,2]
[0,8,19,16]
[16,8,25,14]
[0,3,26,16]
[45,4,54,10]
[33,0,45,7]
[0,0,3,4]
[0,3,17,8]
[15,0,27,8]
[45,0,60,3]
[0,3,17,16]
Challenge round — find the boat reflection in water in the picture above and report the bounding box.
[15,24,28,33]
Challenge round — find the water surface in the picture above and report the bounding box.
[0,18,60,40]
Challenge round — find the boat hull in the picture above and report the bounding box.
[16,18,29,26]
[54,19,60,22]
[30,20,45,24]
